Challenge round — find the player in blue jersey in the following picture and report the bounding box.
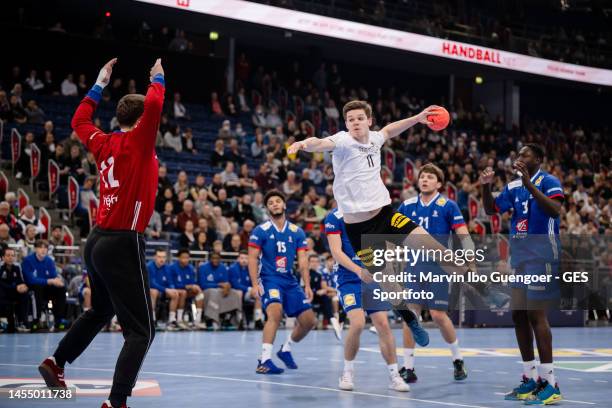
[325,208,409,392]
[397,164,470,383]
[248,190,317,374]
[481,144,563,405]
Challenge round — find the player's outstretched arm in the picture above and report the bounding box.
[479,167,497,215]
[287,137,336,154]
[381,105,440,141]
[132,58,165,154]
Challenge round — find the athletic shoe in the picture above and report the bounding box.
[504,376,539,401]
[399,367,418,383]
[254,319,264,330]
[524,381,562,405]
[453,359,468,381]
[177,321,189,330]
[38,357,66,388]
[277,348,298,369]
[16,324,30,333]
[166,321,181,331]
[406,311,429,347]
[338,370,354,391]
[369,325,377,335]
[256,359,284,374]
[194,322,207,330]
[330,317,343,341]
[101,400,127,408]
[388,374,410,392]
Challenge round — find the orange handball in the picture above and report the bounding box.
[427,106,450,131]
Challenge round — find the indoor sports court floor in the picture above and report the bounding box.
[1,327,611,407]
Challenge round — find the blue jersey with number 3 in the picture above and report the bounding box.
[249,220,308,281]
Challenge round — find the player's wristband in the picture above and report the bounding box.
[152,73,165,86]
[86,85,103,103]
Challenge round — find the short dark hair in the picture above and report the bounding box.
[154,248,167,255]
[523,143,544,161]
[3,247,15,255]
[264,190,286,206]
[34,239,49,249]
[116,94,145,127]
[342,100,372,120]
[177,248,190,257]
[308,254,319,261]
[418,163,445,184]
[52,225,62,231]
[239,249,248,256]
[210,252,221,260]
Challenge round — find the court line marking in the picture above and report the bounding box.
[0,363,492,408]
[564,348,612,357]
[493,392,595,405]
[568,377,583,381]
[494,371,509,375]
[594,380,608,383]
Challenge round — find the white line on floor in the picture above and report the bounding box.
[0,363,493,408]
[494,371,509,375]
[423,365,438,369]
[305,357,319,361]
[568,377,583,381]
[471,369,483,373]
[594,380,608,383]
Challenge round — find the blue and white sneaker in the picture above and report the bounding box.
[406,311,429,347]
[277,348,298,369]
[256,359,284,374]
[524,380,562,405]
[504,376,539,401]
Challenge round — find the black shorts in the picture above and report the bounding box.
[344,205,419,268]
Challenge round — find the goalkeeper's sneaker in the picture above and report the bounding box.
[524,381,562,405]
[504,376,539,401]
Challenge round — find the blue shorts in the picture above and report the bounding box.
[512,262,560,301]
[405,265,450,310]
[261,278,312,318]
[338,281,390,315]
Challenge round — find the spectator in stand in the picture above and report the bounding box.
[224,94,238,117]
[213,206,231,239]
[17,224,38,257]
[324,99,340,120]
[82,151,98,177]
[67,145,85,184]
[147,248,182,331]
[9,95,27,124]
[60,74,78,96]
[233,194,256,224]
[182,127,197,154]
[177,200,199,232]
[212,239,223,255]
[252,104,267,128]
[11,83,24,105]
[282,170,302,200]
[48,226,63,249]
[15,131,34,181]
[218,120,233,140]
[229,250,262,328]
[234,123,246,139]
[0,91,10,121]
[161,201,178,233]
[214,189,233,217]
[22,240,67,330]
[18,205,46,236]
[158,165,172,193]
[191,231,211,252]
[198,217,217,242]
[178,219,196,248]
[211,91,224,116]
[251,128,266,158]
[25,70,44,93]
[220,161,239,185]
[239,219,255,249]
[199,252,242,329]
[77,74,88,97]
[169,29,189,52]
[145,210,162,240]
[25,100,45,124]
[173,92,189,120]
[156,187,175,214]
[189,174,207,201]
[164,124,183,153]
[222,222,239,250]
[0,201,21,240]
[207,173,224,203]
[0,247,29,332]
[266,106,283,129]
[42,70,56,95]
[226,139,246,166]
[211,139,226,168]
[237,87,250,112]
[0,224,16,246]
[170,249,206,329]
[174,170,190,195]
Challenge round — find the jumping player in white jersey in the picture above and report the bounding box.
[288,100,465,346]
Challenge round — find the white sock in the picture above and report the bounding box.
[344,359,354,373]
[261,343,273,362]
[283,333,294,352]
[152,311,156,321]
[388,363,399,378]
[539,363,555,386]
[195,308,202,323]
[523,360,537,380]
[169,311,177,323]
[254,309,263,321]
[403,348,415,369]
[177,309,184,322]
[449,339,462,361]
[83,307,90,312]
[333,312,339,320]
